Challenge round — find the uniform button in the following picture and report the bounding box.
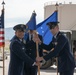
[30,49,31,50]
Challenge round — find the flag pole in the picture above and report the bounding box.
[55,2,59,75]
[35,32,40,75]
[2,1,5,75]
[25,10,40,75]
[33,11,40,75]
[36,42,40,75]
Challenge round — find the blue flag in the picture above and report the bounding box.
[36,11,58,45]
[24,11,37,40]
[26,11,36,30]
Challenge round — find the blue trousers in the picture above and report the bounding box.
[23,64,37,75]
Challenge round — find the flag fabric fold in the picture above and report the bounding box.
[26,11,36,30]
[36,11,58,45]
[24,11,37,40]
[0,9,5,47]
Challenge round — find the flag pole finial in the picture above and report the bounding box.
[2,0,5,10]
[55,2,59,11]
[33,10,36,16]
[33,10,35,13]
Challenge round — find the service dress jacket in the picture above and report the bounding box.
[41,32,75,72]
[24,33,43,60]
[8,36,34,75]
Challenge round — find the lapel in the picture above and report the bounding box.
[24,33,29,41]
[52,32,61,46]
[56,32,60,39]
[56,31,62,40]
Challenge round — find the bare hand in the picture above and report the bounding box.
[35,61,41,66]
[36,57,43,62]
[33,33,41,43]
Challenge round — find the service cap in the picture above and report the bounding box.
[13,24,26,32]
[47,22,59,29]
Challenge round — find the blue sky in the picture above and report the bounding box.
[0,0,75,28]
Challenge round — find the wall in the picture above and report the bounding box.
[44,3,76,30]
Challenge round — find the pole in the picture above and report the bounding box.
[35,32,40,75]
[2,1,5,75]
[3,47,5,75]
[55,2,59,75]
[55,3,59,11]
[36,42,40,75]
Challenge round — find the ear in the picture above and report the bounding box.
[15,31,16,35]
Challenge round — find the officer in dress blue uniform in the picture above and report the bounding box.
[8,24,38,75]
[23,29,43,75]
[36,22,75,75]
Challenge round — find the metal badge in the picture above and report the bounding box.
[22,47,25,52]
[22,47,24,49]
[21,25,24,28]
[23,40,26,44]
[54,42,58,45]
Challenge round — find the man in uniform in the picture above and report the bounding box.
[35,22,75,75]
[8,24,38,75]
[23,29,43,75]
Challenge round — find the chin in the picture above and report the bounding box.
[19,37,23,39]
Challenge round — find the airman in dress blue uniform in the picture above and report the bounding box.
[8,24,38,75]
[36,22,75,75]
[23,30,43,75]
